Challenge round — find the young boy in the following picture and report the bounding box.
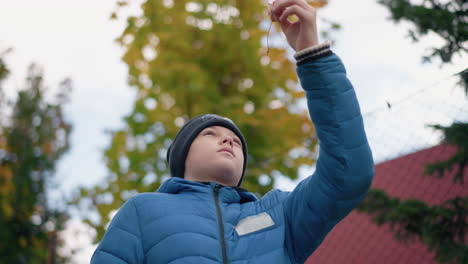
[91,0,374,263]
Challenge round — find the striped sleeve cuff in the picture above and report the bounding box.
[294,41,332,66]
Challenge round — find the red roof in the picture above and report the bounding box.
[306,144,467,264]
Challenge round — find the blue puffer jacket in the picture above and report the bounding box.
[91,53,374,264]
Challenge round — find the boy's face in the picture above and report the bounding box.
[184,126,244,186]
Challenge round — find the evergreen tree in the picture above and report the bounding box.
[358,1,467,263]
[0,56,72,264]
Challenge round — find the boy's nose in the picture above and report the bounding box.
[221,135,234,146]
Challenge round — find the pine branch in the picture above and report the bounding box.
[358,189,468,264]
[426,123,468,184]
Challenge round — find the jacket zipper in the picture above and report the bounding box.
[213,184,228,264]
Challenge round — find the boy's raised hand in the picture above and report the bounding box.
[270,0,319,52]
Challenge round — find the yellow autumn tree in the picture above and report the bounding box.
[75,0,331,241]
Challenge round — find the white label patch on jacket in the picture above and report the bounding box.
[235,212,275,236]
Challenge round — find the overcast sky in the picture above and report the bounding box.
[0,0,466,263]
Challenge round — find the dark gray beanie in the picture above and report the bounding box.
[166,114,248,186]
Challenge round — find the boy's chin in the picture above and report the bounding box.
[208,165,241,186]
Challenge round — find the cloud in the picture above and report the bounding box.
[60,218,97,264]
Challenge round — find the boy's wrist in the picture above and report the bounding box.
[294,41,332,65]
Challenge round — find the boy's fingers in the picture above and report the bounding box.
[269,6,278,22]
[273,0,310,11]
[271,0,312,22]
[278,5,306,22]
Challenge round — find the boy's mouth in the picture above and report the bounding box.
[218,147,234,157]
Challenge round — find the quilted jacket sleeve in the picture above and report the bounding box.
[283,53,374,263]
[91,198,144,264]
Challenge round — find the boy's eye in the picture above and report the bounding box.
[203,131,241,145]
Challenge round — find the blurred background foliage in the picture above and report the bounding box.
[71,0,334,242]
[0,51,72,263]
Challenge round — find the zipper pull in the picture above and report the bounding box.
[214,184,222,192]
